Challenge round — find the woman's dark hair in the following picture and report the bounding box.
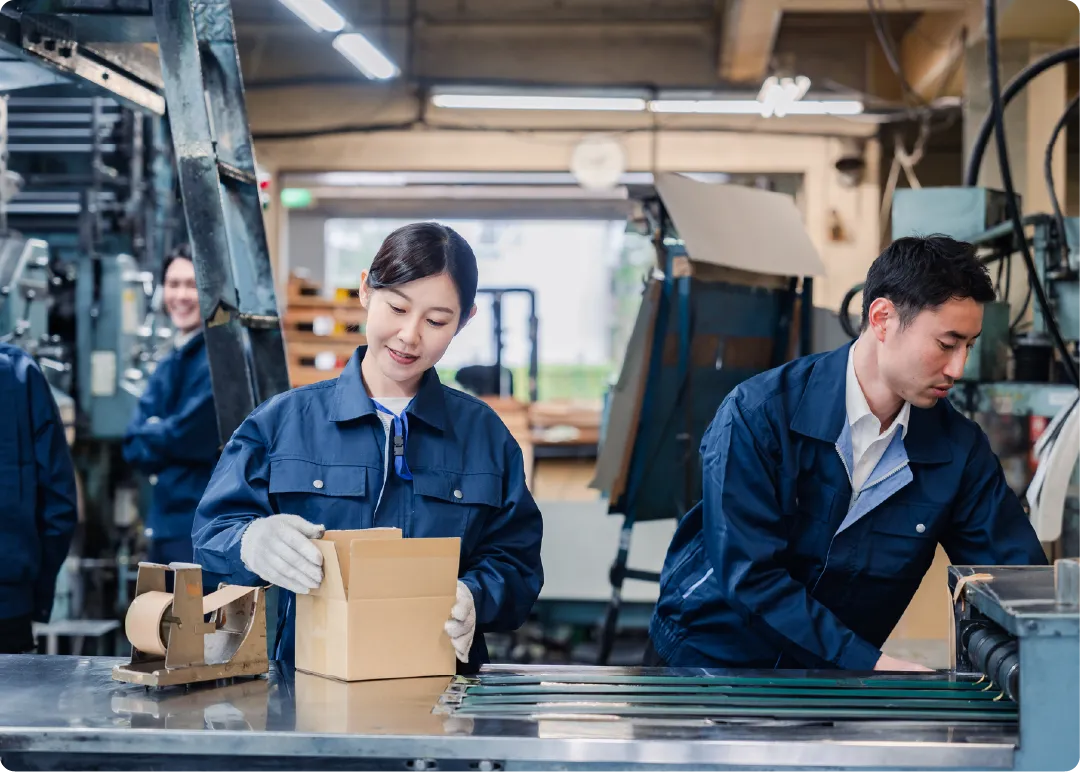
[366,222,479,327]
[861,235,996,330]
[160,242,193,284]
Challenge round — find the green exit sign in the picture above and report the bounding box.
[280,188,314,208]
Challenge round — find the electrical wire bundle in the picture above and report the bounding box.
[846,1,1080,544]
[980,1,1080,544]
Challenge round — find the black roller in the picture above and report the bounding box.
[989,646,1021,703]
[963,624,1020,703]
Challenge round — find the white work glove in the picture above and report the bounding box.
[444,581,476,663]
[239,514,325,595]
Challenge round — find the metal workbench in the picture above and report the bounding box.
[3,564,1073,770]
[0,656,1018,771]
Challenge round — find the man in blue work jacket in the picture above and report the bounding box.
[647,235,1047,672]
[0,343,78,653]
[123,247,219,565]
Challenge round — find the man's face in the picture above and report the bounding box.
[163,258,200,334]
[878,297,983,408]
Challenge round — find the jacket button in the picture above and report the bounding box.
[313,480,324,489]
[915,523,926,534]
[453,489,463,500]
[148,474,158,486]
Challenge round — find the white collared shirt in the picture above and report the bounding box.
[846,343,910,492]
[174,329,197,350]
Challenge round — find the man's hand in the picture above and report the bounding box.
[240,514,325,594]
[874,652,934,672]
[444,581,476,663]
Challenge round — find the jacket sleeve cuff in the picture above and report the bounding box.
[837,637,882,671]
[227,524,260,583]
[459,574,484,621]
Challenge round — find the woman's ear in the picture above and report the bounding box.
[456,304,477,333]
[358,270,370,309]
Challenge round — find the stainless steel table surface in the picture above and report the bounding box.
[0,656,1017,770]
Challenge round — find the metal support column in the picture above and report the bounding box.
[151,0,290,442]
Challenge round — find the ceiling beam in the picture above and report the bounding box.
[997,0,1080,42]
[718,0,970,84]
[718,0,782,84]
[898,4,982,102]
[896,0,1076,103]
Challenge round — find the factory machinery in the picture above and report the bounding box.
[0,0,286,632]
[839,17,1080,554]
[0,3,1075,770]
[0,562,1074,770]
[0,89,177,625]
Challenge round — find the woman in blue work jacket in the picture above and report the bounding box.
[192,222,544,671]
[123,244,220,565]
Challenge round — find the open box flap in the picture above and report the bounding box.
[349,537,460,600]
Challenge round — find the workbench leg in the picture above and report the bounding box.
[597,514,634,665]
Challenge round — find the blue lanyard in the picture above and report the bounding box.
[373,401,413,481]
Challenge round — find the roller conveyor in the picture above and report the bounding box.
[440,672,1019,721]
[0,564,1074,771]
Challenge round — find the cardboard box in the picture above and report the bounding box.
[294,671,453,734]
[295,528,460,682]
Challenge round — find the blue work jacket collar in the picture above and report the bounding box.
[790,342,951,465]
[328,345,447,431]
[177,330,205,358]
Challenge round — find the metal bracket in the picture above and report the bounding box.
[19,27,164,114]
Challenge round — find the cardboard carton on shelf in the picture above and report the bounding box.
[295,528,459,682]
[286,273,365,309]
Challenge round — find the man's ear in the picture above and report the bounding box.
[866,297,895,343]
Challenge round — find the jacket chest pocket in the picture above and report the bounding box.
[865,504,938,579]
[268,458,370,530]
[411,470,502,541]
[790,478,841,562]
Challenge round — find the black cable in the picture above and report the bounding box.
[985,0,1079,386]
[1004,253,1011,309]
[839,284,862,338]
[1045,93,1079,267]
[995,254,1005,300]
[964,45,1079,187]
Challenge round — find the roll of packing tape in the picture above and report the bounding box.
[126,590,173,656]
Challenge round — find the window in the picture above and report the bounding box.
[323,218,653,400]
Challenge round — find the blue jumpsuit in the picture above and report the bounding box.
[123,332,219,565]
[0,343,78,643]
[651,343,1047,669]
[192,346,544,670]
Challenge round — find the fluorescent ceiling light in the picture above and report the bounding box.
[277,0,346,33]
[649,100,762,114]
[649,99,862,116]
[431,94,647,111]
[316,172,409,186]
[332,32,399,80]
[782,100,863,115]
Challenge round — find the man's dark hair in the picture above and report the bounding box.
[160,242,192,284]
[861,235,995,330]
